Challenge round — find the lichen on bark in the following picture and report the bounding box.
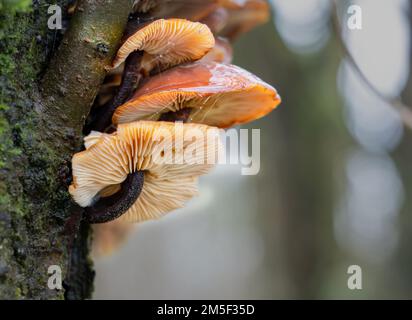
[0,0,133,299]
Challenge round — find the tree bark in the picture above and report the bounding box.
[0,0,133,299]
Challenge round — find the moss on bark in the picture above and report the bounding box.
[0,0,133,299]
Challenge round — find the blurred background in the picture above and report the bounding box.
[93,0,412,299]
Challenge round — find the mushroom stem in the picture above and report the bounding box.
[85,171,144,224]
[158,107,192,122]
[85,16,150,134]
[87,51,143,133]
[124,14,152,39]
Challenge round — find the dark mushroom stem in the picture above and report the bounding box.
[85,171,144,224]
[85,17,157,134]
[159,107,192,122]
[86,51,143,133]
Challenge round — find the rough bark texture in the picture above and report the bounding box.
[0,0,133,299]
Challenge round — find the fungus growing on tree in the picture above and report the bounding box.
[200,7,229,34]
[112,61,281,128]
[200,37,233,64]
[111,19,215,71]
[73,0,277,257]
[89,19,215,132]
[133,0,219,21]
[219,0,270,40]
[69,121,222,223]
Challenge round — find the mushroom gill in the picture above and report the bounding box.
[112,19,215,70]
[69,121,222,223]
[112,61,281,128]
[88,19,215,133]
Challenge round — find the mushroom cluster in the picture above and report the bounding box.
[70,0,280,255]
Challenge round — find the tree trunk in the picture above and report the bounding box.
[0,0,133,299]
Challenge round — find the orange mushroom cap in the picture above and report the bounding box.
[69,121,222,223]
[219,0,270,40]
[220,0,249,9]
[134,0,219,21]
[200,37,233,64]
[112,19,215,71]
[112,62,281,128]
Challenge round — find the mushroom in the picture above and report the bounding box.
[219,0,270,41]
[220,0,249,9]
[112,61,281,128]
[112,19,215,72]
[133,0,219,21]
[200,37,233,64]
[69,121,221,223]
[200,7,229,34]
[88,19,215,133]
[92,219,135,256]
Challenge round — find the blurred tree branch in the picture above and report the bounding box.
[402,1,412,105]
[332,0,412,131]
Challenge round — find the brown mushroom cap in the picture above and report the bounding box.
[200,37,233,64]
[112,19,215,71]
[69,121,221,223]
[219,0,270,40]
[112,62,281,128]
[134,0,219,21]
